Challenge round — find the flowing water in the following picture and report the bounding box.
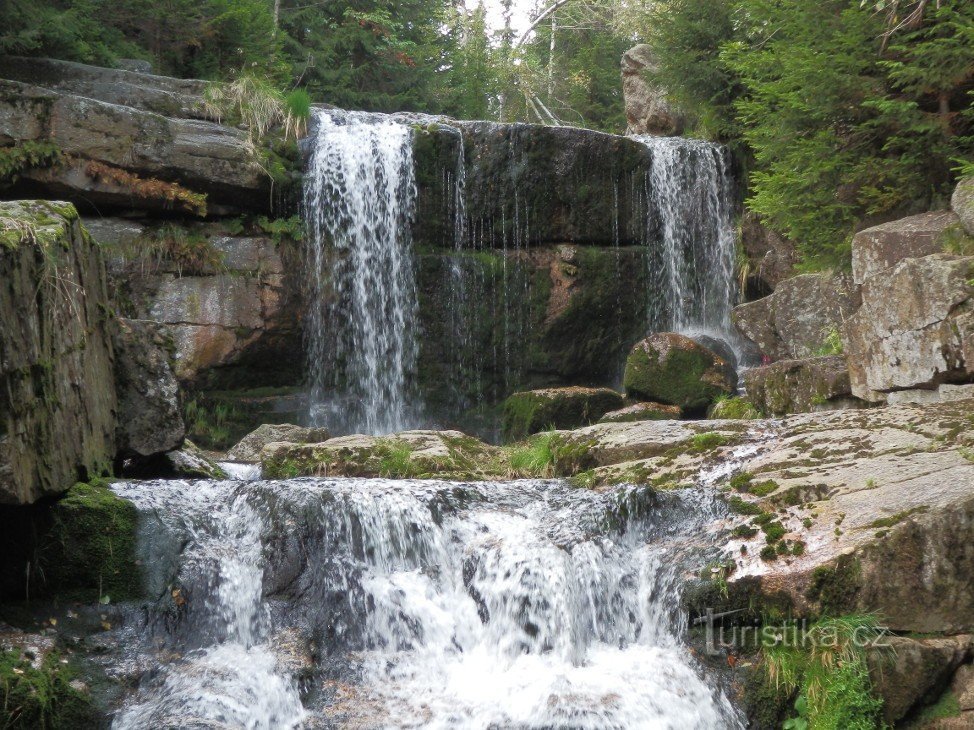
[106,477,743,729]
[302,114,742,435]
[637,136,740,354]
[303,109,419,435]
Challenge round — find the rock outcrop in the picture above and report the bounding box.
[502,387,624,441]
[621,45,684,136]
[733,273,860,361]
[112,318,184,458]
[0,201,116,504]
[623,333,735,412]
[843,254,973,401]
[852,210,958,285]
[0,58,273,213]
[743,355,859,416]
[738,212,798,296]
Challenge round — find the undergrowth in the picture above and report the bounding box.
[84,161,207,216]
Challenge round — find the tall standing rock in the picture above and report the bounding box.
[952,176,974,237]
[621,45,684,136]
[0,201,117,504]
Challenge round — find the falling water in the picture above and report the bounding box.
[637,136,739,353]
[303,109,420,435]
[106,477,743,729]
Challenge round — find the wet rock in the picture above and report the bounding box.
[953,176,974,237]
[162,440,226,479]
[742,355,861,416]
[732,273,860,361]
[599,402,681,423]
[843,254,974,402]
[868,635,973,725]
[739,212,798,296]
[621,45,684,136]
[0,201,116,504]
[113,318,184,459]
[623,333,735,412]
[852,210,958,285]
[227,424,331,463]
[502,387,624,441]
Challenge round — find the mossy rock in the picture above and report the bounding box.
[0,648,98,728]
[599,402,681,423]
[502,387,624,442]
[41,481,142,602]
[623,333,735,413]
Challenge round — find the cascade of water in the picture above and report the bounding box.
[303,109,419,435]
[107,477,742,729]
[637,136,740,355]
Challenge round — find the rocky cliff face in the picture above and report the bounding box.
[0,201,116,504]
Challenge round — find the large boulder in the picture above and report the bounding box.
[502,387,624,442]
[843,254,974,401]
[227,423,330,463]
[732,273,860,361]
[0,201,116,504]
[743,355,859,416]
[852,210,959,285]
[623,333,735,412]
[953,176,974,237]
[621,45,684,136]
[112,318,184,458]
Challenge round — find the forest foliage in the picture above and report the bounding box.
[0,0,971,266]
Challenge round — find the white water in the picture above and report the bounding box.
[303,109,419,435]
[637,136,742,362]
[109,478,742,729]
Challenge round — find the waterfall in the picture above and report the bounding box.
[107,477,743,728]
[637,136,740,354]
[303,109,420,435]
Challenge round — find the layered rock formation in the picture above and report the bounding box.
[0,201,116,504]
[743,355,857,416]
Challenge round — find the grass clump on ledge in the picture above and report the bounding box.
[763,614,887,730]
[709,396,761,420]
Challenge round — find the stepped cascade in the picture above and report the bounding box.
[106,477,742,728]
[303,115,742,436]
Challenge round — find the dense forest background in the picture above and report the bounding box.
[1,0,972,266]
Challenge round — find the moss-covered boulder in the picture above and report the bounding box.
[0,201,117,505]
[599,402,680,423]
[41,481,142,602]
[623,333,735,412]
[262,430,501,479]
[502,387,624,442]
[742,355,862,416]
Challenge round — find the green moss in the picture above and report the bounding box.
[762,521,786,543]
[689,432,728,451]
[623,337,732,411]
[866,505,928,529]
[733,523,758,538]
[0,649,97,728]
[750,480,780,498]
[42,481,142,602]
[806,555,862,616]
[501,388,622,442]
[729,496,765,515]
[760,545,779,561]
